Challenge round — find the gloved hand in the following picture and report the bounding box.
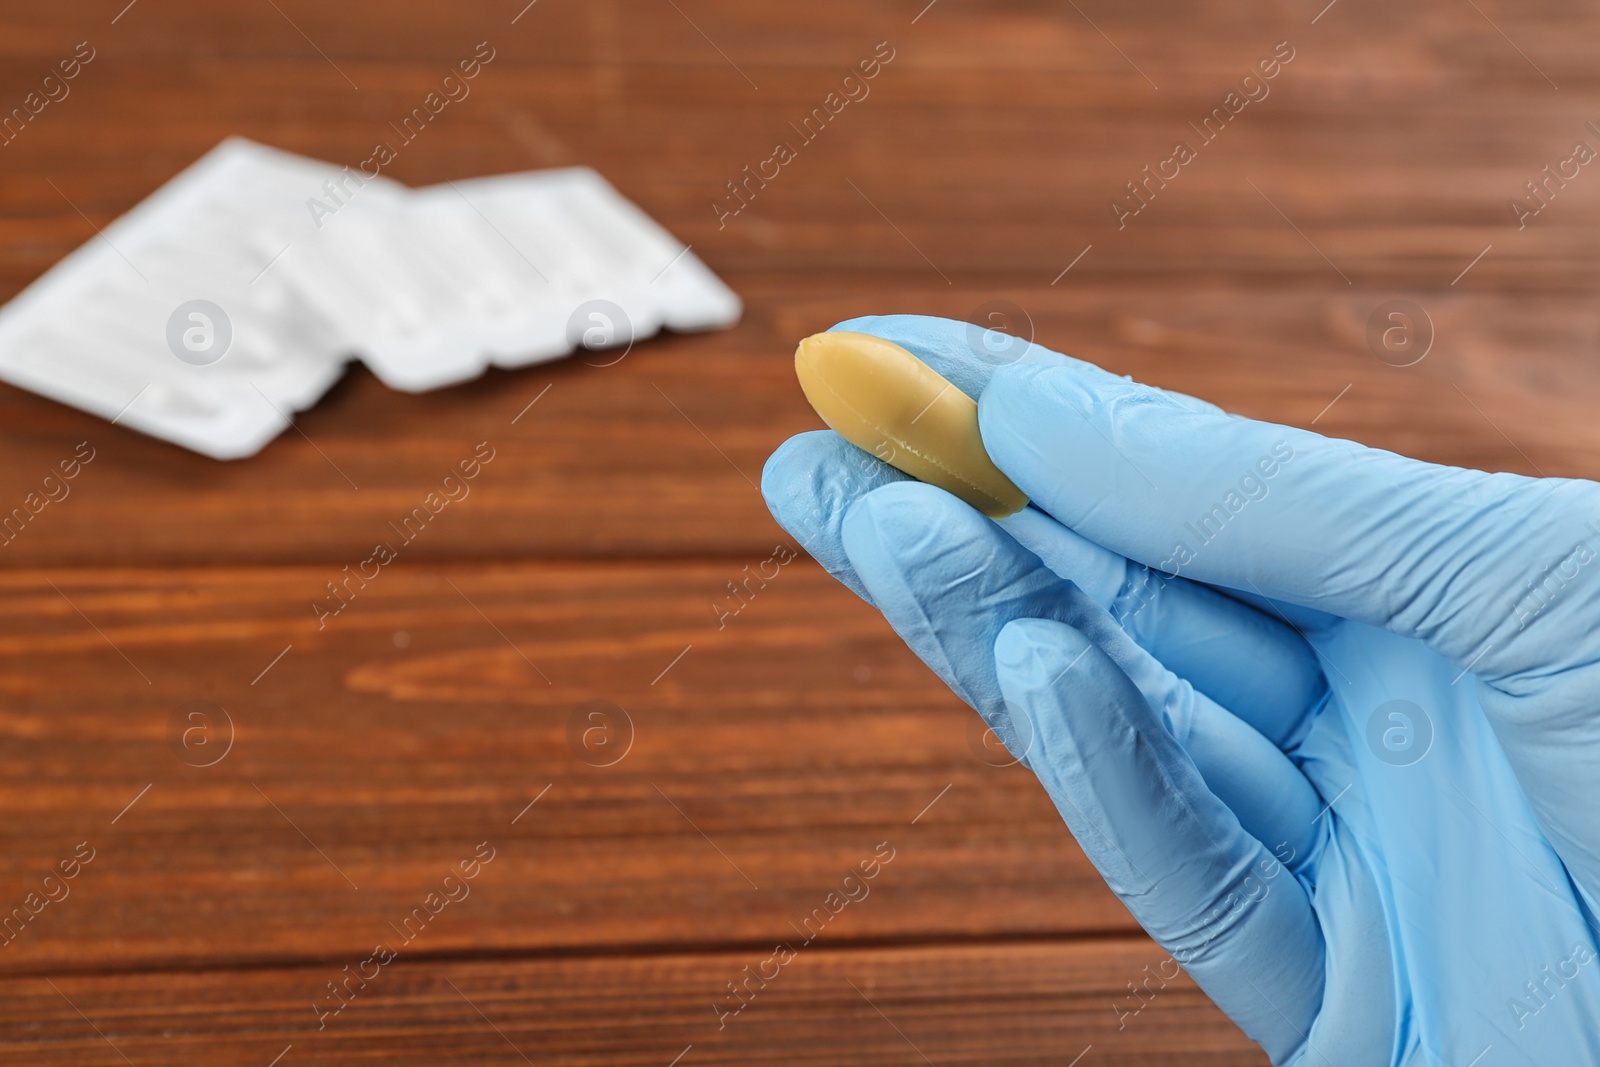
[761,315,1600,1066]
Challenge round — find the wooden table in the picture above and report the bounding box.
[0,1,1593,1062]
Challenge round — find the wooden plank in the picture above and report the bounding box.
[0,280,1592,568]
[3,4,1598,295]
[0,563,1140,971]
[1,940,1267,1065]
[6,65,1600,286]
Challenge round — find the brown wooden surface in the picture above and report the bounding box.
[2,0,1596,1062]
[8,942,1250,1066]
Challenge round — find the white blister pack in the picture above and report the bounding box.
[0,138,740,458]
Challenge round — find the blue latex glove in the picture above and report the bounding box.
[762,315,1600,1066]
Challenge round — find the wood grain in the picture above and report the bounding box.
[0,0,1594,1060]
[0,280,1593,567]
[0,564,1137,971]
[3,941,1266,1065]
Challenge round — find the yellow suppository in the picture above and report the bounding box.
[794,331,1028,518]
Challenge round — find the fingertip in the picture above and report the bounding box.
[761,430,907,515]
[979,364,1096,511]
[984,361,1054,395]
[826,314,1073,401]
[981,361,1122,426]
[981,362,1216,438]
[827,313,915,335]
[763,430,914,604]
[760,431,821,506]
[839,481,985,575]
[829,315,989,400]
[837,483,899,578]
[978,363,1054,452]
[828,313,957,338]
[827,314,970,369]
[994,617,1091,681]
[839,482,1014,711]
[980,363,1204,526]
[759,430,837,542]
